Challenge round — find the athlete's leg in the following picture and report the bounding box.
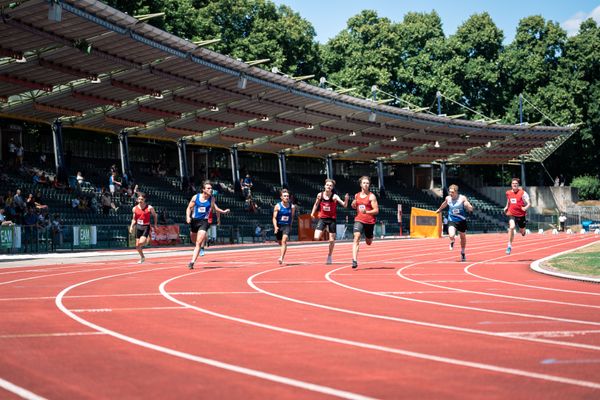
[190,229,207,265]
[448,225,456,249]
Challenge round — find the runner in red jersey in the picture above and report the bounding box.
[128,193,157,264]
[310,179,349,264]
[503,178,530,255]
[350,176,379,269]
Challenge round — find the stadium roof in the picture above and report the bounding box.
[0,0,576,164]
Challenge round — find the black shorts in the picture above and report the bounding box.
[508,215,527,229]
[315,218,336,234]
[353,221,375,239]
[276,224,291,241]
[448,220,467,233]
[136,225,151,239]
[190,218,210,233]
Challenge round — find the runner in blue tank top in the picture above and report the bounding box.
[435,184,473,261]
[273,189,296,265]
[185,181,230,269]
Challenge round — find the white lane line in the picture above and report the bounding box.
[0,291,260,302]
[529,240,600,284]
[162,272,600,390]
[541,358,600,365]
[376,291,460,295]
[55,268,374,400]
[395,237,600,310]
[252,264,600,351]
[502,330,600,338]
[72,306,188,313]
[463,238,600,294]
[0,377,47,400]
[253,281,330,284]
[0,332,104,339]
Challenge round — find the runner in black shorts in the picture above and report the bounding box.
[310,179,349,264]
[129,193,157,264]
[351,176,379,269]
[273,189,295,264]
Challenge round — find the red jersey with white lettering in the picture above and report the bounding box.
[318,192,338,219]
[354,192,376,224]
[506,189,529,217]
[134,204,153,225]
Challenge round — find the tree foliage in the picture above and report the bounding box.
[100,0,599,177]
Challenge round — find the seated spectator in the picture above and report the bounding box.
[71,196,80,209]
[34,190,48,210]
[39,172,48,185]
[0,208,10,225]
[26,193,36,210]
[52,177,67,190]
[51,213,63,248]
[241,174,253,199]
[76,171,85,186]
[254,224,263,242]
[78,196,89,211]
[244,197,258,213]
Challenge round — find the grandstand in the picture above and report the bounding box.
[0,0,574,253]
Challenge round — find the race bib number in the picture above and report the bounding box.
[510,198,517,204]
[358,205,366,211]
[323,205,330,212]
[198,206,206,213]
[281,215,289,221]
[452,209,460,214]
[137,219,145,225]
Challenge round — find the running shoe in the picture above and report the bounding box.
[188,262,194,270]
[449,241,454,250]
[326,256,333,265]
[461,253,466,262]
[506,246,511,255]
[200,247,205,257]
[278,258,283,265]
[521,230,526,237]
[352,260,358,269]
[137,256,145,264]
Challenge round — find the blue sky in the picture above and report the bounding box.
[273,0,600,43]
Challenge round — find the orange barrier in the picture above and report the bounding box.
[410,207,442,239]
[298,214,314,241]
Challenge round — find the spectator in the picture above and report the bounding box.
[34,190,47,210]
[76,171,85,186]
[559,213,567,232]
[8,138,16,167]
[241,174,253,199]
[22,207,40,252]
[51,213,63,249]
[39,172,48,186]
[109,171,121,196]
[90,195,98,213]
[254,224,263,242]
[15,142,24,167]
[71,196,80,209]
[26,193,36,210]
[13,189,26,213]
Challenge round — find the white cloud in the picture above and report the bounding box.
[562,5,600,36]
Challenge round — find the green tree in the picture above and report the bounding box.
[320,10,400,98]
[447,13,505,118]
[102,0,320,75]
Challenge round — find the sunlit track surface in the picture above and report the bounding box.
[1,233,599,399]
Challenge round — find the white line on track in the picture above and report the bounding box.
[161,271,600,389]
[55,267,374,400]
[395,237,600,310]
[0,332,104,339]
[71,306,187,312]
[0,291,260,302]
[0,377,47,400]
[249,264,600,351]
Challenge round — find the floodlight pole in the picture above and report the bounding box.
[51,119,67,184]
[520,156,527,189]
[118,130,132,186]
[278,151,288,188]
[376,160,385,195]
[440,161,448,197]
[177,138,189,191]
[519,94,523,124]
[229,145,240,189]
[325,155,334,180]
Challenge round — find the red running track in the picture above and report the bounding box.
[1,233,599,399]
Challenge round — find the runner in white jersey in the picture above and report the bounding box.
[435,184,474,261]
